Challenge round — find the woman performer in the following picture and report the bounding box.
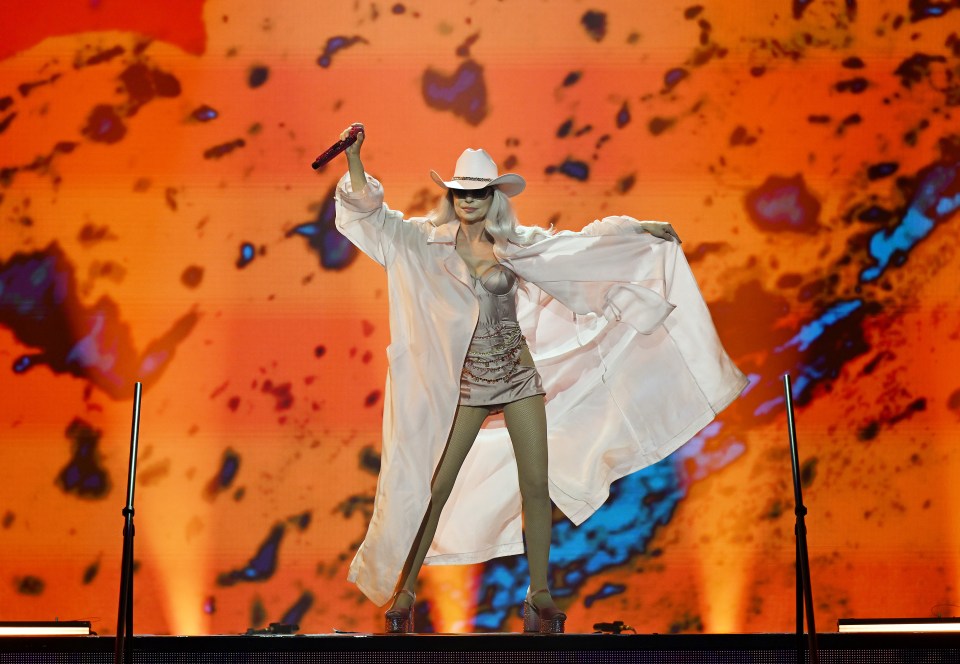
[333,122,747,634]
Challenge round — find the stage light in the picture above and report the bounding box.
[0,621,92,636]
[838,618,960,633]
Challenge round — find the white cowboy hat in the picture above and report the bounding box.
[430,148,526,197]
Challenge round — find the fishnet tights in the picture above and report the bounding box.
[390,395,556,611]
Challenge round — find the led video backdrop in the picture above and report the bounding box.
[2,0,959,636]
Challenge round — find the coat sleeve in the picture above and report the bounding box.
[506,222,679,336]
[334,172,412,267]
[575,215,655,237]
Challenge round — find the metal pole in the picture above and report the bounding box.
[115,382,142,664]
[783,374,820,664]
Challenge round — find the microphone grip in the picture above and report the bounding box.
[311,126,362,170]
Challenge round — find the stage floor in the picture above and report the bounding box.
[1,632,958,663]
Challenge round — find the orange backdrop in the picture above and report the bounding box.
[2,0,959,635]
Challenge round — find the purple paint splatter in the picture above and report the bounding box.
[83,105,126,143]
[205,448,240,499]
[580,10,607,42]
[217,523,285,585]
[281,591,314,625]
[0,244,198,398]
[744,174,822,233]
[204,139,245,159]
[421,60,488,125]
[191,105,218,122]
[57,418,111,499]
[546,159,589,181]
[317,36,368,68]
[248,66,269,88]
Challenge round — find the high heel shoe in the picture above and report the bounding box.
[522,588,566,634]
[384,589,416,634]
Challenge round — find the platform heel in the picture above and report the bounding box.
[522,589,566,634]
[384,589,416,634]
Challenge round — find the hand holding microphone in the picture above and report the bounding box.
[311,123,365,170]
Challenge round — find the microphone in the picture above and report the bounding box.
[311,125,362,170]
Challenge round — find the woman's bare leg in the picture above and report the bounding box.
[390,404,490,609]
[502,394,557,610]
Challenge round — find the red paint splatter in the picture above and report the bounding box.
[0,0,207,62]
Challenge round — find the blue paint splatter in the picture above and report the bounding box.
[584,583,626,608]
[475,459,685,629]
[13,354,39,373]
[860,163,957,281]
[672,422,746,486]
[237,242,256,268]
[317,36,368,68]
[217,523,285,585]
[754,396,783,417]
[909,0,955,22]
[288,185,358,270]
[937,192,960,215]
[57,418,110,499]
[780,299,877,405]
[778,300,863,352]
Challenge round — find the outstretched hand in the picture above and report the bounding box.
[639,221,681,244]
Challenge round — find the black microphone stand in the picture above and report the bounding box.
[782,374,820,664]
[115,382,143,664]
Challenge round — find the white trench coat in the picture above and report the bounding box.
[334,173,748,606]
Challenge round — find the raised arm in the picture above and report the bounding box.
[577,216,682,243]
[344,122,367,193]
[333,123,411,267]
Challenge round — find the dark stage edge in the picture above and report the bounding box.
[2,633,959,663]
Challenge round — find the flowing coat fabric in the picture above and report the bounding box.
[334,173,748,606]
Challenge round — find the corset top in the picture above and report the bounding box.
[475,263,517,296]
[470,263,520,328]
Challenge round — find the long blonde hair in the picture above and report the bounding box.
[428,190,553,247]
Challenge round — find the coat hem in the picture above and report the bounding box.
[424,540,525,566]
[561,374,749,526]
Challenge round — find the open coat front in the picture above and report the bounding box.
[334,173,748,606]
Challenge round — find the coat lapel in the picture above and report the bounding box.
[428,219,473,289]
